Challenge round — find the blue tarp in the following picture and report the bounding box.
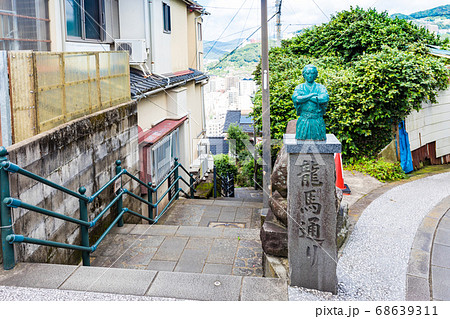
[398,121,414,173]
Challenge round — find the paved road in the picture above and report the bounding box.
[290,172,450,301]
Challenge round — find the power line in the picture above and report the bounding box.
[209,12,278,70]
[311,0,330,21]
[204,0,249,59]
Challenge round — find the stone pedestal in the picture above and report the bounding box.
[284,133,341,294]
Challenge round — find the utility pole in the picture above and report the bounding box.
[261,0,271,208]
[275,0,282,47]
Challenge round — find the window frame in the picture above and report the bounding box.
[162,2,171,33]
[197,22,202,41]
[65,0,105,43]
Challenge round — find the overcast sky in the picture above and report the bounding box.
[199,0,449,43]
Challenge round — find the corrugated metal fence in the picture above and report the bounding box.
[7,51,130,143]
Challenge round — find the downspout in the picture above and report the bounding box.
[148,0,155,73]
[144,0,152,72]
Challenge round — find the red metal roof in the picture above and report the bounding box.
[138,116,187,145]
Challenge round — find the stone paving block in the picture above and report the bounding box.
[60,266,157,295]
[221,206,238,213]
[240,277,288,301]
[109,224,136,235]
[188,199,215,206]
[242,201,264,208]
[130,235,166,249]
[186,237,214,250]
[207,238,239,264]
[199,216,217,226]
[174,249,209,273]
[221,228,260,240]
[411,228,433,253]
[129,224,153,235]
[152,237,188,261]
[115,247,158,267]
[213,200,243,207]
[434,228,450,247]
[432,266,450,301]
[431,244,450,268]
[407,249,429,278]
[147,260,177,272]
[218,211,236,222]
[406,275,430,301]
[0,263,77,289]
[90,256,116,268]
[146,271,242,301]
[203,263,233,275]
[144,225,179,236]
[439,215,450,229]
[175,225,223,238]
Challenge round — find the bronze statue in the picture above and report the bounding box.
[292,65,329,140]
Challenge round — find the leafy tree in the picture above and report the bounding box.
[251,8,449,159]
[213,154,237,177]
[284,7,441,62]
[227,123,252,162]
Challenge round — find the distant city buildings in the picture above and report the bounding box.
[205,75,257,137]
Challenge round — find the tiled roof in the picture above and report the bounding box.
[223,110,254,133]
[208,137,229,155]
[130,68,209,98]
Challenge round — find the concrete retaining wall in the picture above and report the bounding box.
[1,101,140,265]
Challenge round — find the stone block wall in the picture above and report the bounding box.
[1,101,140,265]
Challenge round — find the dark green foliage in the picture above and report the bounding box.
[344,157,407,181]
[213,154,238,177]
[251,7,450,159]
[284,7,441,62]
[227,123,252,162]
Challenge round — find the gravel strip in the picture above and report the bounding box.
[0,286,180,301]
[290,172,450,301]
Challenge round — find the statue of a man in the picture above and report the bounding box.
[292,65,329,141]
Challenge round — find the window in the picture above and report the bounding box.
[0,0,50,51]
[197,23,202,41]
[163,2,171,33]
[65,0,103,41]
[151,128,179,183]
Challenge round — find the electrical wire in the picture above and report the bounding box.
[209,12,278,70]
[204,0,248,59]
[311,0,330,21]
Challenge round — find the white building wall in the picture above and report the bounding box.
[151,0,172,74]
[406,88,450,158]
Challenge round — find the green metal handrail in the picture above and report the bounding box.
[0,145,196,270]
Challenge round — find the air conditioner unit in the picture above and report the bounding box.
[115,39,147,64]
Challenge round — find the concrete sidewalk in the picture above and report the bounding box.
[0,263,287,301]
[406,195,450,301]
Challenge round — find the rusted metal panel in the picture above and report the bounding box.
[411,141,450,169]
[8,51,37,143]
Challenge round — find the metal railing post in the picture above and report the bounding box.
[115,160,124,227]
[0,147,15,270]
[148,183,154,221]
[190,174,195,199]
[213,166,217,198]
[174,158,179,200]
[78,186,90,266]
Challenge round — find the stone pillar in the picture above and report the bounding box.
[284,133,341,294]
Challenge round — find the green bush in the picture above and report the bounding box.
[251,7,449,160]
[344,157,407,182]
[213,154,237,177]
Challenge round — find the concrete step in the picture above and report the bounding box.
[91,224,264,277]
[0,263,288,301]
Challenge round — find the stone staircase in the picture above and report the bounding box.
[0,196,289,300]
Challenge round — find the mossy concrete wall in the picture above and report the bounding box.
[1,101,140,265]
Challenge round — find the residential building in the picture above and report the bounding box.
[223,110,255,141]
[1,1,210,192]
